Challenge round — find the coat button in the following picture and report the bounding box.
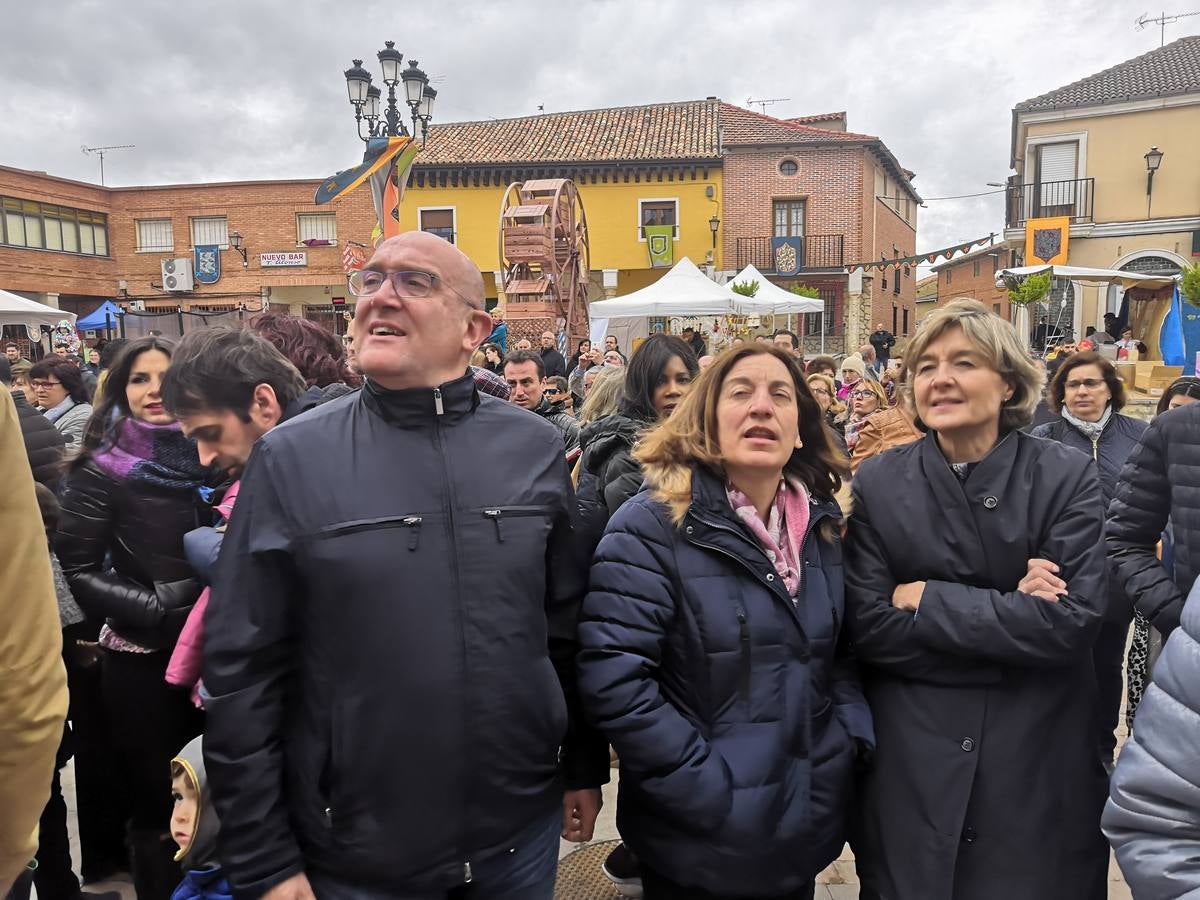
[766,573,775,582]
[983,496,998,509]
[962,826,977,844]
[961,737,975,752]
[685,526,694,534]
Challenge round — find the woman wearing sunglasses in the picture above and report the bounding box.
[1029,351,1146,771]
[843,379,920,474]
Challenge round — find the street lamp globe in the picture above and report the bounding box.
[364,85,382,123]
[1144,146,1164,173]
[402,60,428,107]
[343,60,372,105]
[377,41,404,86]
[420,85,437,120]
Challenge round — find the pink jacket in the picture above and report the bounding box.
[166,481,240,705]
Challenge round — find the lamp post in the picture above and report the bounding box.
[344,41,435,146]
[228,231,248,267]
[1145,146,1164,217]
[709,215,720,249]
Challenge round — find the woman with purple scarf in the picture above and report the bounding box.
[56,336,213,900]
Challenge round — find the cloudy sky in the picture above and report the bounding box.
[2,1,1188,258]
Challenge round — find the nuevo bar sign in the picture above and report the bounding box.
[260,251,307,267]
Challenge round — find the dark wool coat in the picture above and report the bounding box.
[578,467,872,896]
[844,430,1110,900]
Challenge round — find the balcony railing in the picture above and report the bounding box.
[735,233,845,272]
[1005,178,1094,228]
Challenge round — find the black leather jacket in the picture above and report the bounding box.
[55,459,209,650]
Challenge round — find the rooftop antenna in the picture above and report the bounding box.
[81,144,135,185]
[746,97,790,114]
[1135,10,1200,46]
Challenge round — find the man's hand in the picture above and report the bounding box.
[1018,558,1067,602]
[561,788,603,842]
[891,581,926,612]
[262,873,316,900]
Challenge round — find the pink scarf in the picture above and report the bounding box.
[726,477,812,598]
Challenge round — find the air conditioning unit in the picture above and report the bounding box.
[161,258,194,292]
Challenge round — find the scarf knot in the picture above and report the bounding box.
[1061,403,1112,443]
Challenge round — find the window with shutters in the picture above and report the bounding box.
[418,208,456,243]
[136,219,174,252]
[297,213,337,244]
[1035,142,1078,216]
[638,199,678,240]
[190,216,228,248]
[973,259,981,277]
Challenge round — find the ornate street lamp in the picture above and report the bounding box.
[1144,146,1164,217]
[344,42,434,146]
[709,215,720,248]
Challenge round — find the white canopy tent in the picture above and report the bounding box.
[0,289,76,342]
[726,265,825,314]
[589,257,740,353]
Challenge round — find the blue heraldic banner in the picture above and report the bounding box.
[194,245,221,284]
[771,236,803,276]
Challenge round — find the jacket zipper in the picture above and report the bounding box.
[403,516,422,550]
[736,608,751,701]
[1090,436,1099,460]
[430,389,469,883]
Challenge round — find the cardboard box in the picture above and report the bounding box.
[1134,363,1182,391]
[1114,362,1137,387]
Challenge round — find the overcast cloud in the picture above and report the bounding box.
[1,1,1187,260]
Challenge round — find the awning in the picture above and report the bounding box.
[996,265,1179,291]
[725,265,824,314]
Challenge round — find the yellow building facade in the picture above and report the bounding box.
[407,100,724,306]
[1005,36,1200,338]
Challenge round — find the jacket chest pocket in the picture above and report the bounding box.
[479,505,552,545]
[316,514,426,549]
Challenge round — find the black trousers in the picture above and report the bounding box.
[65,623,128,881]
[1093,617,1132,766]
[35,756,84,900]
[642,868,814,900]
[101,648,203,830]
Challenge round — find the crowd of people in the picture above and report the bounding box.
[5,229,1200,900]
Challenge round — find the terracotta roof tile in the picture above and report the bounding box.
[417,99,722,165]
[719,103,877,144]
[1015,35,1200,112]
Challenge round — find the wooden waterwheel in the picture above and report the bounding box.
[498,178,591,348]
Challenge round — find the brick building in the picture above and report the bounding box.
[931,242,1018,322]
[0,164,374,337]
[719,104,921,354]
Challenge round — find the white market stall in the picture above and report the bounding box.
[588,257,740,354]
[725,265,826,351]
[0,289,76,346]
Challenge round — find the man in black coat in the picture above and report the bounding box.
[0,357,65,486]
[197,232,607,900]
[868,323,895,372]
[538,330,567,378]
[1108,402,1200,635]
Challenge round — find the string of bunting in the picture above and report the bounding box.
[848,234,997,271]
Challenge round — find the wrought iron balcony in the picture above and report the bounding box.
[1005,178,1094,228]
[735,233,845,273]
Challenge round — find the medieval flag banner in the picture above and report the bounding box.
[369,139,421,242]
[194,245,221,284]
[645,224,675,268]
[772,236,804,276]
[314,136,411,206]
[1025,216,1070,266]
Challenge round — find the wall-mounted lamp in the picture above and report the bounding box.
[708,215,720,249]
[1144,146,1164,217]
[228,231,249,267]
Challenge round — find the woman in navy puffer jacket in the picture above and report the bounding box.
[578,344,873,900]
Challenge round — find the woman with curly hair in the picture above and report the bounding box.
[249,311,359,400]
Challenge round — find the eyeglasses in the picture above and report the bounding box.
[849,390,876,400]
[544,388,561,396]
[809,387,831,396]
[348,269,475,305]
[31,380,62,390]
[1064,378,1104,391]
